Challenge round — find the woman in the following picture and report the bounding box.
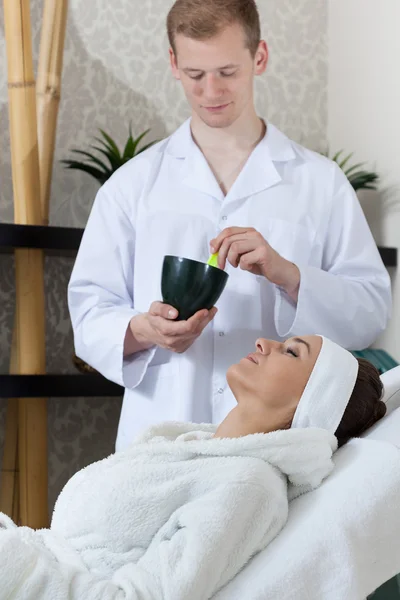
[0,335,386,600]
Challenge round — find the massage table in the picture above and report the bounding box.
[216,365,400,600]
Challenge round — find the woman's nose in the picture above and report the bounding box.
[256,338,281,355]
[256,338,270,355]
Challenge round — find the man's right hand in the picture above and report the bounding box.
[125,301,217,356]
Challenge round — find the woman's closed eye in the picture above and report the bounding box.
[285,346,298,358]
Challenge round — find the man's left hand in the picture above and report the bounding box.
[210,227,301,301]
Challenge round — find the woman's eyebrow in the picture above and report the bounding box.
[292,337,311,355]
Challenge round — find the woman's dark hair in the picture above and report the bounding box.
[335,358,386,448]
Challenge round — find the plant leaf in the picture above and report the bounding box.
[338,152,353,169]
[99,129,121,159]
[347,170,378,181]
[332,150,343,163]
[92,142,122,170]
[343,162,366,177]
[94,136,123,167]
[62,125,157,182]
[123,135,135,160]
[348,171,379,191]
[131,129,151,155]
[60,160,110,184]
[69,149,110,173]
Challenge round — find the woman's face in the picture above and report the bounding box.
[226,336,323,430]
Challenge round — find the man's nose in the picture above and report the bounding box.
[203,73,224,99]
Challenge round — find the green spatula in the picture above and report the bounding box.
[207,252,219,268]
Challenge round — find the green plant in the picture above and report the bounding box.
[327,150,379,192]
[61,126,157,185]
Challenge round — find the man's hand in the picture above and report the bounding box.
[125,302,218,356]
[210,227,300,300]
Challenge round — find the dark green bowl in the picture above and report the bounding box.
[161,255,229,321]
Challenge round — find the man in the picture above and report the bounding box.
[68,0,391,452]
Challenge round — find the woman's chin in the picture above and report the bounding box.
[226,361,250,396]
[226,363,238,393]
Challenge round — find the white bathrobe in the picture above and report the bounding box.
[0,423,336,600]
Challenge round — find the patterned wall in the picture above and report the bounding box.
[0,0,328,515]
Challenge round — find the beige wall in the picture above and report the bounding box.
[328,0,400,361]
[0,0,328,512]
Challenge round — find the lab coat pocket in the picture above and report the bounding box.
[118,359,182,449]
[145,361,178,381]
[132,360,182,423]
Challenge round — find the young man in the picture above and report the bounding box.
[68,0,391,452]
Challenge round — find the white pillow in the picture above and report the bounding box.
[380,364,400,414]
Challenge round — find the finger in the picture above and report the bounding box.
[238,248,266,271]
[218,233,251,269]
[209,227,250,254]
[189,307,218,336]
[205,306,218,323]
[155,309,208,338]
[149,301,179,320]
[197,307,218,334]
[219,230,266,269]
[198,306,218,327]
[153,316,192,337]
[186,309,210,330]
[155,308,213,339]
[226,239,259,269]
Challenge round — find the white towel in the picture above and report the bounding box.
[0,423,336,600]
[215,436,400,600]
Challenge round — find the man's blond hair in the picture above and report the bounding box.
[167,0,261,58]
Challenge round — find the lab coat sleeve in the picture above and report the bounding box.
[68,185,156,389]
[112,480,284,600]
[274,165,392,349]
[0,482,282,600]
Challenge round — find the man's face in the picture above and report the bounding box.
[170,23,268,129]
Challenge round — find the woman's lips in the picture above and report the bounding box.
[245,353,258,364]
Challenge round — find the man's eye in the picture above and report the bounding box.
[189,74,203,80]
[220,71,235,77]
[286,347,298,357]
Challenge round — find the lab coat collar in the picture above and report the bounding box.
[165,118,296,202]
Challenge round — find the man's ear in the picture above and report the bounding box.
[254,40,268,76]
[169,48,181,80]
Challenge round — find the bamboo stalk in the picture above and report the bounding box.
[1,0,68,526]
[3,0,49,529]
[15,248,47,529]
[37,0,69,224]
[12,445,20,525]
[0,401,19,518]
[0,327,19,519]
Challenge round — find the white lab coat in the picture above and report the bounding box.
[68,119,391,451]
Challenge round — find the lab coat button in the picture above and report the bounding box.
[219,331,224,337]
[218,388,224,394]
[221,215,228,221]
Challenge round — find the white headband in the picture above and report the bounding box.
[291,336,359,433]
